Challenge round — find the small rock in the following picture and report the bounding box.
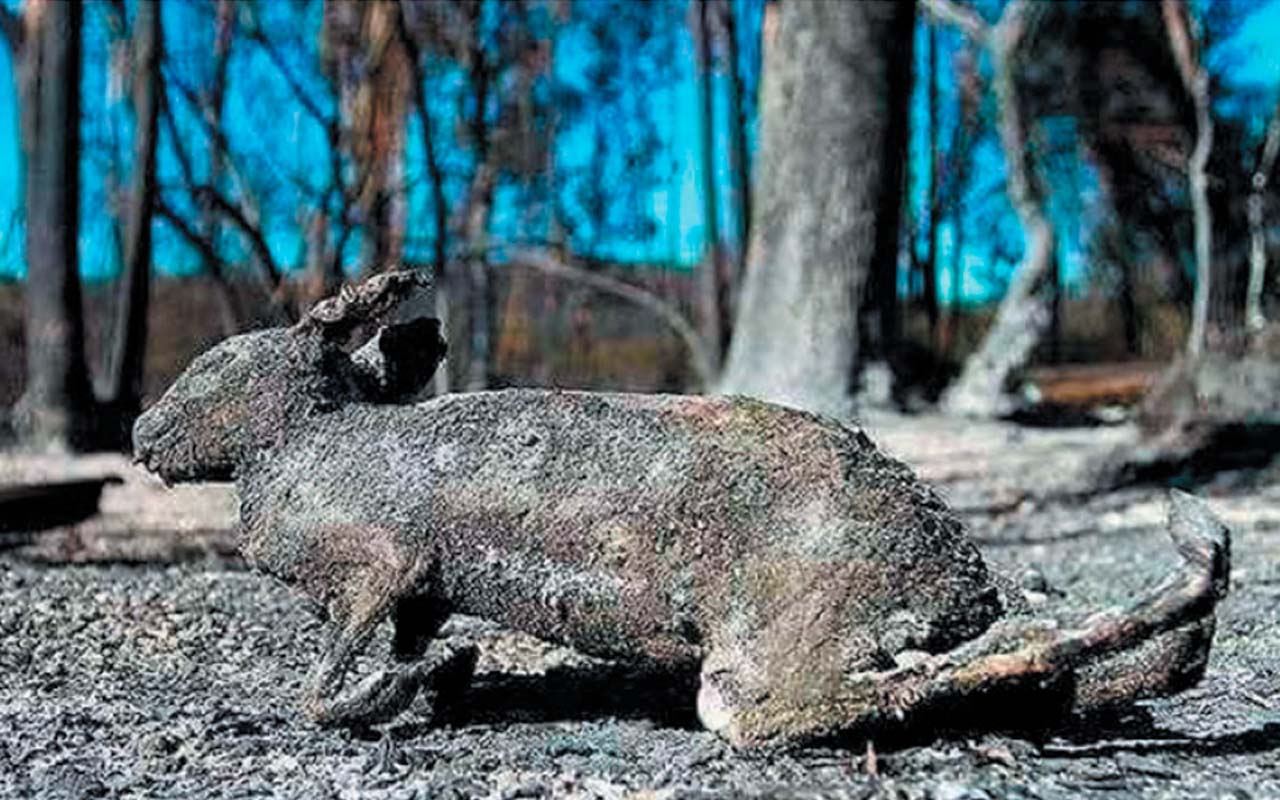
[972,743,1017,769]
[500,780,550,799]
[1020,567,1050,594]
[931,782,990,800]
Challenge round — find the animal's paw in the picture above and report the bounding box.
[696,669,765,749]
[305,668,424,728]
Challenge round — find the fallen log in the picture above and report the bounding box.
[0,476,123,534]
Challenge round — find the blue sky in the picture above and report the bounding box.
[1,0,1279,304]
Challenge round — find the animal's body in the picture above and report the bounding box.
[134,273,1231,749]
[244,389,1001,670]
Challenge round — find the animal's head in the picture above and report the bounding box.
[133,271,445,484]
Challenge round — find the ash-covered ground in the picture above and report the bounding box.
[2,415,1279,799]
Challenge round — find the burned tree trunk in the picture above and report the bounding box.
[396,3,452,394]
[720,0,751,286]
[923,23,941,344]
[323,0,412,274]
[103,0,162,442]
[694,0,727,368]
[718,0,916,418]
[934,0,1056,418]
[1246,94,1280,335]
[12,0,94,450]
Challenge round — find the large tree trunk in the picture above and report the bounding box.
[103,0,162,443]
[938,0,1056,418]
[869,4,916,362]
[718,0,916,418]
[14,0,93,450]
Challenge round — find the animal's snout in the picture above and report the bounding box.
[132,408,175,465]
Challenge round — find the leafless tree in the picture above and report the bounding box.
[101,0,162,438]
[927,0,1058,418]
[693,0,727,367]
[5,0,94,449]
[1161,0,1214,358]
[1246,95,1280,335]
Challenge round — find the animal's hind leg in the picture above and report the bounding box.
[1073,617,1216,712]
[697,492,1231,749]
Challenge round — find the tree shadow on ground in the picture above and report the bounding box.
[1099,424,1280,492]
[1041,705,1280,758]
[808,684,1280,756]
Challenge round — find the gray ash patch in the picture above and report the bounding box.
[3,480,1280,800]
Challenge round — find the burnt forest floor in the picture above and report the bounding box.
[1,411,1279,799]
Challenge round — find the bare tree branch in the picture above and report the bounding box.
[242,26,333,130]
[240,20,354,294]
[156,199,244,335]
[163,67,268,204]
[159,83,292,323]
[505,248,717,390]
[159,94,198,189]
[164,52,279,288]
[156,199,219,269]
[196,185,286,295]
[920,0,990,43]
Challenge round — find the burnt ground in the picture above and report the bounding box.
[2,412,1279,799]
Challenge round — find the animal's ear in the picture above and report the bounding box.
[350,318,447,403]
[297,269,428,344]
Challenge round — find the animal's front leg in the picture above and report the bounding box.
[304,594,477,728]
[304,595,400,727]
[311,639,477,728]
